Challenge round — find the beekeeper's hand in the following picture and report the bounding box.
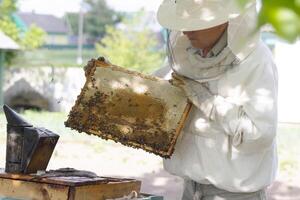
[169,72,186,88]
[84,57,112,77]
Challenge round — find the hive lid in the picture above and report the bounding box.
[0,168,140,187]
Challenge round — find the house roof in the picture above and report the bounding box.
[17,12,69,34]
[0,31,20,50]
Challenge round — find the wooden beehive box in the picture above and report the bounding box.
[0,169,141,200]
[65,58,192,158]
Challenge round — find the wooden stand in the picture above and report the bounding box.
[0,169,141,200]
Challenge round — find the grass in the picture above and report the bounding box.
[0,111,116,150]
[0,111,162,183]
[8,48,161,74]
[0,111,299,179]
[0,111,71,137]
[10,48,99,68]
[277,123,300,178]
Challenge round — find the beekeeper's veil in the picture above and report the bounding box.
[157,0,260,70]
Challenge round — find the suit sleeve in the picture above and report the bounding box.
[151,59,173,79]
[181,61,278,153]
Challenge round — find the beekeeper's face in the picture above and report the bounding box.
[183,22,228,50]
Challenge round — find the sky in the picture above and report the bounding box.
[18,0,162,17]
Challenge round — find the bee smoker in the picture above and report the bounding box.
[3,105,59,174]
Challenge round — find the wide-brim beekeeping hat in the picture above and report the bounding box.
[157,0,254,31]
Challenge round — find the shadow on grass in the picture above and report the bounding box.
[139,168,183,200]
[137,169,300,200]
[268,181,300,200]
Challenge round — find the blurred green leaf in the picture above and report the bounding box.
[258,0,300,42]
[237,0,300,43]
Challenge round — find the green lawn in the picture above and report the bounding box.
[8,48,161,74]
[10,48,99,67]
[277,123,300,177]
[0,111,299,179]
[0,111,115,152]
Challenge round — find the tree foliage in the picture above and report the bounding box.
[0,17,19,41]
[0,0,46,64]
[65,12,78,35]
[65,0,122,40]
[0,0,46,49]
[0,0,17,17]
[21,24,46,49]
[96,12,164,73]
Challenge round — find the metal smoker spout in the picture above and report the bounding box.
[3,105,60,174]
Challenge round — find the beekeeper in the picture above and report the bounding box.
[154,0,278,199]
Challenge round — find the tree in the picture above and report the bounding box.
[65,12,79,35]
[0,0,46,63]
[0,0,17,18]
[96,11,164,74]
[21,24,46,50]
[0,0,46,48]
[0,0,18,42]
[65,0,122,41]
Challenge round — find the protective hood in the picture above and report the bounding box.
[162,0,260,61]
[227,2,260,61]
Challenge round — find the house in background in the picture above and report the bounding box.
[14,12,71,48]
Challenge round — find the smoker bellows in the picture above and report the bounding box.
[4,105,59,174]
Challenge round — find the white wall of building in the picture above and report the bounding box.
[275,41,300,123]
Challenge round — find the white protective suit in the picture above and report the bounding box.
[154,4,278,193]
